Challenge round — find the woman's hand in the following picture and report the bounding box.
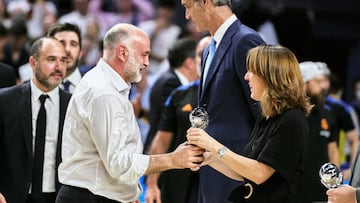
[186,128,221,153]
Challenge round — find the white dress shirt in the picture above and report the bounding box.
[58,59,150,202]
[30,80,60,193]
[61,68,82,93]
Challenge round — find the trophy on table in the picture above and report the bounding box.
[189,107,209,129]
[319,162,343,189]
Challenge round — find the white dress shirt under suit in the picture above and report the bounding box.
[30,80,60,193]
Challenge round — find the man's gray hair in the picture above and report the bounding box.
[103,24,135,50]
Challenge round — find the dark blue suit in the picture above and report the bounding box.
[0,82,71,203]
[197,19,265,202]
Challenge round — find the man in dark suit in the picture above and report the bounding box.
[0,62,16,88]
[181,0,265,202]
[0,37,71,203]
[143,37,198,153]
[326,143,360,203]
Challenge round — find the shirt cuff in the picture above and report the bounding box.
[133,153,150,175]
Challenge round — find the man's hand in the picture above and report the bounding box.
[171,142,204,169]
[145,182,161,203]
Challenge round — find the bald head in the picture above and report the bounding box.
[101,23,151,83]
[103,23,149,54]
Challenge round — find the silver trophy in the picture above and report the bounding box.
[189,107,209,129]
[319,162,343,189]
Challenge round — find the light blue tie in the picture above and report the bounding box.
[202,38,216,88]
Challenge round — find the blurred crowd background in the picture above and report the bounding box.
[1,0,360,102]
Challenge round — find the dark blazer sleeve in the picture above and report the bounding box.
[0,83,33,203]
[0,63,16,88]
[55,89,71,191]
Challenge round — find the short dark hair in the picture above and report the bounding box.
[47,23,82,48]
[30,37,57,59]
[168,37,197,69]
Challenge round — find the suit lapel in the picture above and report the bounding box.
[199,47,209,100]
[200,21,238,100]
[55,89,71,190]
[350,144,360,186]
[17,83,32,158]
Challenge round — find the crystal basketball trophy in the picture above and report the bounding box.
[319,162,343,189]
[189,107,209,129]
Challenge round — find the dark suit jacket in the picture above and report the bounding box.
[197,20,265,202]
[143,68,181,153]
[350,144,360,202]
[0,62,16,88]
[0,82,71,203]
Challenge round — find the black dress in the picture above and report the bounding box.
[229,108,309,203]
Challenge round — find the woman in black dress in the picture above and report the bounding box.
[187,45,313,203]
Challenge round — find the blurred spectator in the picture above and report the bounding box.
[137,0,181,113]
[0,0,9,24]
[41,9,57,34]
[58,0,94,35]
[1,15,30,80]
[27,0,57,40]
[235,2,279,45]
[0,62,16,88]
[78,38,103,75]
[178,21,208,42]
[78,17,101,67]
[87,0,118,38]
[143,37,197,154]
[351,76,360,127]
[325,71,359,175]
[52,0,72,18]
[0,22,7,62]
[296,61,340,203]
[144,36,210,203]
[6,0,31,20]
[112,0,154,26]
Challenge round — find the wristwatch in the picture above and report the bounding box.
[217,146,227,158]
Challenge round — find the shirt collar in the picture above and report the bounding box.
[64,68,82,86]
[174,69,189,86]
[213,14,237,47]
[30,79,59,103]
[98,58,131,96]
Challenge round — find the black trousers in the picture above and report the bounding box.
[27,192,56,203]
[55,185,121,203]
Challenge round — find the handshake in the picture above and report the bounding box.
[171,127,222,171]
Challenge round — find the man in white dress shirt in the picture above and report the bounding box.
[56,23,204,203]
